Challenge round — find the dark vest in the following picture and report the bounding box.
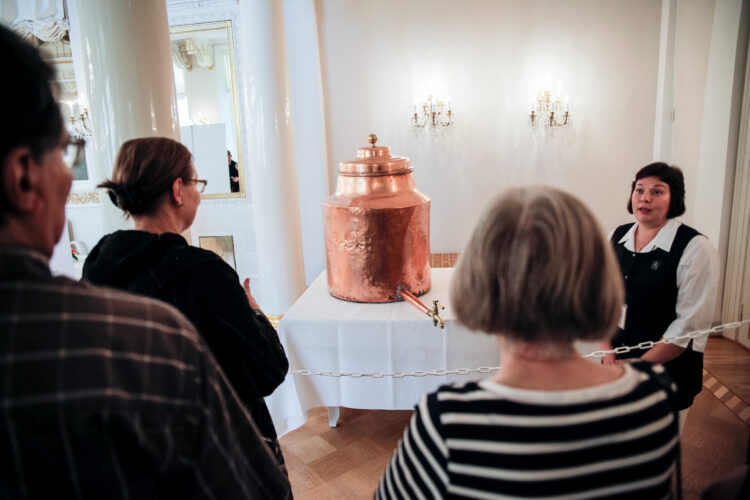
[610,222,703,409]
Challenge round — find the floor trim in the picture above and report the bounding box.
[703,368,750,425]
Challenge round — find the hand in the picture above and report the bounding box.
[231,176,239,182]
[243,277,261,311]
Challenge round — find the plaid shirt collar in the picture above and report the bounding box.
[0,245,50,278]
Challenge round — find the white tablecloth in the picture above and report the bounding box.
[266,267,601,436]
[266,268,501,436]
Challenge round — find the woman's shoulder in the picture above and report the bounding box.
[426,381,504,411]
[172,245,239,281]
[131,236,237,291]
[431,366,668,410]
[175,243,224,264]
[610,222,636,242]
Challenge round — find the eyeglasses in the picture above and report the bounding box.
[63,137,86,169]
[189,178,208,193]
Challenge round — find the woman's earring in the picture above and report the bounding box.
[177,201,184,207]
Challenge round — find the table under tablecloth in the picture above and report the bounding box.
[266,267,599,436]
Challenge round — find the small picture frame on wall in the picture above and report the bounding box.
[199,235,237,271]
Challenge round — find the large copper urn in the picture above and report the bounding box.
[323,134,431,302]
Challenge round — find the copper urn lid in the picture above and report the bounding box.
[323,134,431,302]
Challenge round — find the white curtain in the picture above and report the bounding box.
[171,38,214,71]
[0,0,69,44]
[171,40,193,71]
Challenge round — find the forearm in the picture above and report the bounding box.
[245,319,290,396]
[640,342,685,364]
[198,266,289,398]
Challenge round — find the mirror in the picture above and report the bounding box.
[169,21,245,199]
[199,235,237,270]
[45,39,93,185]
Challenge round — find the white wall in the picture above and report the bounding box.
[185,64,221,123]
[670,0,715,223]
[58,0,746,318]
[316,0,663,252]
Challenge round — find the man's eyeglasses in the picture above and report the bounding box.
[190,178,208,194]
[63,137,86,169]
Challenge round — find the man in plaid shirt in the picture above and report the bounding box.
[0,25,291,499]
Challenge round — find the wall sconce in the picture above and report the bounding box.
[61,98,93,138]
[530,90,570,129]
[70,108,93,138]
[412,95,454,132]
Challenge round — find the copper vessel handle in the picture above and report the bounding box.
[368,133,377,147]
[397,285,445,329]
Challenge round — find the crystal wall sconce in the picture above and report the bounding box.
[529,89,570,129]
[412,95,454,131]
[70,108,93,138]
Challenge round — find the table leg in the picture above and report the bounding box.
[328,406,340,428]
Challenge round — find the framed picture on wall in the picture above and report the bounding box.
[199,235,237,271]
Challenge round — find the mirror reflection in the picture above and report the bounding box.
[199,235,237,270]
[49,50,91,183]
[169,21,245,199]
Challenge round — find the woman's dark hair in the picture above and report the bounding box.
[99,137,193,216]
[0,25,64,225]
[627,162,686,218]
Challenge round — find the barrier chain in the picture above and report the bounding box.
[290,319,750,378]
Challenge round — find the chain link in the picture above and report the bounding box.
[582,318,750,358]
[289,319,750,377]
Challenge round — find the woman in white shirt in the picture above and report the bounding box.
[605,162,718,424]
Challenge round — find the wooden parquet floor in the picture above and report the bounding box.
[280,407,411,498]
[280,337,750,499]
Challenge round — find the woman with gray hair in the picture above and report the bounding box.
[376,186,680,499]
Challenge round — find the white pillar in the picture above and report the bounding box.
[283,0,331,286]
[693,0,744,246]
[239,0,306,313]
[66,0,180,232]
[653,0,677,161]
[692,0,746,321]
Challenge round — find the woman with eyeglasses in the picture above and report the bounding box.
[82,137,289,470]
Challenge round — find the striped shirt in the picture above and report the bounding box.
[0,247,291,499]
[376,363,679,499]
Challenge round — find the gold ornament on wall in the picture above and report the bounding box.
[67,192,100,205]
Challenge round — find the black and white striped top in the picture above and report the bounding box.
[377,363,679,499]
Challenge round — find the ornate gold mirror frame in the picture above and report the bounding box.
[169,20,245,199]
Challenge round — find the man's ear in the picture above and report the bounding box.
[1,147,38,213]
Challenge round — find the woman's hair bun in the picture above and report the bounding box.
[102,183,150,215]
[99,137,193,217]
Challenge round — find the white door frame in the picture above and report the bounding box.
[722,33,750,349]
